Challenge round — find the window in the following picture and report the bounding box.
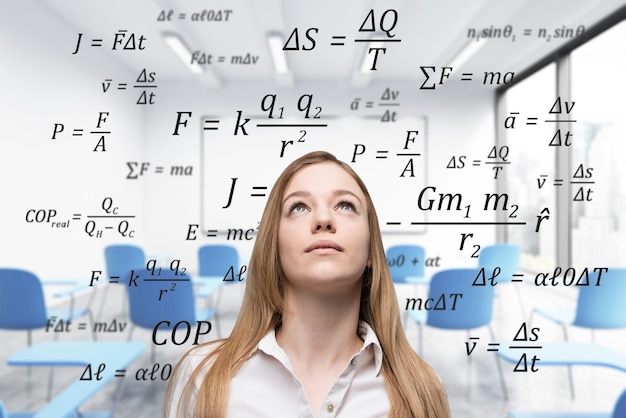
[570,20,626,268]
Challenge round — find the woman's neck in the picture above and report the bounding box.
[275,288,364,414]
[276,286,363,370]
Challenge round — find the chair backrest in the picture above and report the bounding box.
[198,244,239,279]
[574,268,626,329]
[478,244,520,284]
[105,245,146,285]
[426,268,495,330]
[613,388,626,418]
[0,268,48,330]
[386,245,425,284]
[127,268,197,330]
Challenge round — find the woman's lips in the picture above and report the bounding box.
[305,239,343,252]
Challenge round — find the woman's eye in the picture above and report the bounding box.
[338,201,355,211]
[288,202,308,213]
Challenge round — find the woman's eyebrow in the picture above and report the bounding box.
[332,189,362,205]
[333,189,361,203]
[283,190,310,205]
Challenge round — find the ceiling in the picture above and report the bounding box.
[33,0,626,89]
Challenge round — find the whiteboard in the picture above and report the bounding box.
[201,115,427,235]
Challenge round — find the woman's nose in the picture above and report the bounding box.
[313,210,336,233]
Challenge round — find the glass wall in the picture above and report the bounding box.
[570,21,626,268]
[504,19,625,272]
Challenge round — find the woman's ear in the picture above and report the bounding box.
[367,259,372,268]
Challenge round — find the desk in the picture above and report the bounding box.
[7,341,145,418]
[502,343,626,418]
[405,275,430,285]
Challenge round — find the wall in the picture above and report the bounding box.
[0,2,144,279]
[0,3,499,284]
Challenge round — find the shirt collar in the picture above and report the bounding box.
[257,320,384,376]
[357,321,384,375]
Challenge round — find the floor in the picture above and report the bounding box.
[0,277,624,417]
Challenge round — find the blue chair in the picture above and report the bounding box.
[478,244,520,282]
[477,243,521,290]
[99,244,146,320]
[408,268,507,399]
[0,268,94,345]
[478,244,524,315]
[386,245,427,285]
[507,387,626,417]
[198,244,240,281]
[532,268,626,336]
[127,268,216,361]
[0,268,95,401]
[531,268,626,398]
[104,244,146,279]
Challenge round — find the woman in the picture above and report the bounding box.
[165,151,450,417]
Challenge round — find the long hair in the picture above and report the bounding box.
[164,151,450,417]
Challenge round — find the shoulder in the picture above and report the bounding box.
[166,341,225,417]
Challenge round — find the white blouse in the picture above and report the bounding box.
[166,321,389,417]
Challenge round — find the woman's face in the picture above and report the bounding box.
[278,162,370,294]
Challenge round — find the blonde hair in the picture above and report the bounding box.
[165,151,450,417]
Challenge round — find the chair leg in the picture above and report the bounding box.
[466,330,472,400]
[205,288,222,340]
[83,285,99,342]
[87,309,97,341]
[406,284,421,332]
[560,324,575,400]
[110,367,130,416]
[493,353,508,400]
[215,286,224,315]
[45,330,62,401]
[560,324,569,341]
[488,325,508,400]
[567,366,575,400]
[27,330,32,380]
[96,283,110,322]
[47,367,55,402]
[200,288,214,340]
[513,285,526,319]
[402,310,408,331]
